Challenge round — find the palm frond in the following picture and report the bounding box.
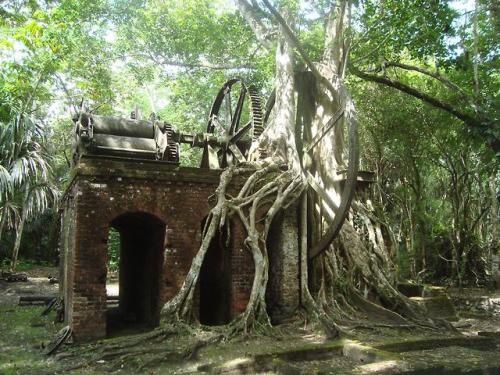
[10,152,50,186]
[0,96,53,211]
[0,165,12,198]
[25,182,60,218]
[0,201,20,230]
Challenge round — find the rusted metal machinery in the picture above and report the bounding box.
[200,78,264,168]
[72,76,368,259]
[73,112,180,162]
[73,78,263,168]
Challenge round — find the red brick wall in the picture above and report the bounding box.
[60,157,254,342]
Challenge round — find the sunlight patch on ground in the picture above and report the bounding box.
[356,360,409,374]
[221,356,253,368]
[301,332,327,344]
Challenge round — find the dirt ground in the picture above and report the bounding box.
[1,268,499,374]
[448,287,500,337]
[0,267,59,308]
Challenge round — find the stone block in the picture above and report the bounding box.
[409,296,458,321]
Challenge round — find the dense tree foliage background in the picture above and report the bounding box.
[0,0,497,284]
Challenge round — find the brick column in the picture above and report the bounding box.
[266,204,300,322]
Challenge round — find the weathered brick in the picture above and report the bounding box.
[59,157,299,342]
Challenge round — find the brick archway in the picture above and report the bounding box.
[106,211,166,334]
[59,157,259,342]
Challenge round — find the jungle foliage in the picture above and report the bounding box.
[0,0,498,285]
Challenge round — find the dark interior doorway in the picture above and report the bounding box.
[265,211,284,323]
[106,212,165,335]
[198,222,231,325]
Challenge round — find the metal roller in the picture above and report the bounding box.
[74,112,170,162]
[92,134,158,152]
[90,115,155,139]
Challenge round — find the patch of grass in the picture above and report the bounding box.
[0,258,54,272]
[0,306,63,375]
[1,305,499,374]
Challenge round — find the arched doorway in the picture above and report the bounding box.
[198,221,232,325]
[106,212,166,334]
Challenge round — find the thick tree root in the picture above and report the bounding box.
[38,326,224,374]
[305,203,451,332]
[160,159,448,340]
[162,160,305,335]
[43,170,454,374]
[182,334,224,360]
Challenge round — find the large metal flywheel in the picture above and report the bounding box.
[264,78,359,260]
[201,78,264,169]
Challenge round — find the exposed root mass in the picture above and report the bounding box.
[161,160,305,335]
[160,159,446,337]
[47,163,450,374]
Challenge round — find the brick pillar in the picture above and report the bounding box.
[230,218,253,318]
[67,182,108,342]
[266,203,300,322]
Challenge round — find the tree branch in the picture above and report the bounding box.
[235,0,274,51]
[146,51,256,71]
[350,34,390,64]
[349,65,484,130]
[55,74,79,115]
[383,61,472,103]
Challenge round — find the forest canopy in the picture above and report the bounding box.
[0,0,498,287]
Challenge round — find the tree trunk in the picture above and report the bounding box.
[414,197,427,274]
[472,0,480,98]
[0,209,7,258]
[11,194,28,272]
[260,7,299,170]
[165,0,446,334]
[490,175,498,255]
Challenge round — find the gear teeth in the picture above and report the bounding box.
[248,86,264,141]
[163,123,180,163]
[206,79,266,166]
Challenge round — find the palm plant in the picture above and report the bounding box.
[0,116,16,254]
[0,132,14,250]
[10,181,59,271]
[0,98,59,271]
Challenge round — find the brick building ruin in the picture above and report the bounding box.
[57,75,376,342]
[59,106,300,342]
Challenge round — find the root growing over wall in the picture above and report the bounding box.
[304,201,452,334]
[161,160,305,335]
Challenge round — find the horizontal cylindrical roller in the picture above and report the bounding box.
[90,115,155,139]
[93,134,158,152]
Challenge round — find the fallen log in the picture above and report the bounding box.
[18,295,119,305]
[19,296,56,305]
